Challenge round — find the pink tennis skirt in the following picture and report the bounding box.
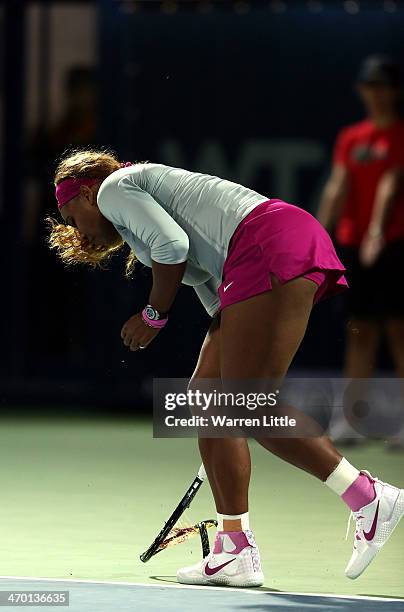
[217,199,348,313]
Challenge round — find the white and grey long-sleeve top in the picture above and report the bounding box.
[97,163,268,316]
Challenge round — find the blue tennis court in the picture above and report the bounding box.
[1,578,403,612]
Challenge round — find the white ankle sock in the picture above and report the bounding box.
[217,512,249,531]
[325,457,360,496]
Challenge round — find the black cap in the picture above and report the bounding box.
[357,55,400,88]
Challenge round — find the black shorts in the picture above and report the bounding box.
[337,240,404,320]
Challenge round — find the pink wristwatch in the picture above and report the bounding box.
[141,304,169,329]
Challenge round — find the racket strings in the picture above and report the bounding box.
[158,514,216,551]
[159,512,199,550]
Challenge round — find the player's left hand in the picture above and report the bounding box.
[359,232,385,267]
[121,313,161,351]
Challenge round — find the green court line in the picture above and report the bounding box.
[0,416,403,598]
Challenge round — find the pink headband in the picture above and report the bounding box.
[55,178,100,210]
[55,161,134,210]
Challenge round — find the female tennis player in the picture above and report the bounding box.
[48,148,404,588]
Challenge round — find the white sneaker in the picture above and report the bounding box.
[345,472,404,579]
[176,530,264,587]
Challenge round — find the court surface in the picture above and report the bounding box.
[0,415,403,611]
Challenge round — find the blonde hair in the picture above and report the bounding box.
[46,147,137,276]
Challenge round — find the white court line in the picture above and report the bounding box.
[0,575,403,603]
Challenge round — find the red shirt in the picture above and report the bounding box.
[333,118,404,247]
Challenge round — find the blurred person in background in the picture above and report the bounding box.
[25,66,97,365]
[318,55,404,448]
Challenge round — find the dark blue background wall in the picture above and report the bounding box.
[2,1,402,410]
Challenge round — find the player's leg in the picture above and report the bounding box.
[220,276,404,580]
[188,314,251,518]
[179,276,328,587]
[178,314,261,586]
[220,276,342,477]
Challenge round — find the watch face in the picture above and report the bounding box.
[145,306,158,320]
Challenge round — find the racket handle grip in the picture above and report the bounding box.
[197,463,207,481]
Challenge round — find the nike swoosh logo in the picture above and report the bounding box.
[363,500,380,541]
[205,558,236,576]
[223,281,234,292]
